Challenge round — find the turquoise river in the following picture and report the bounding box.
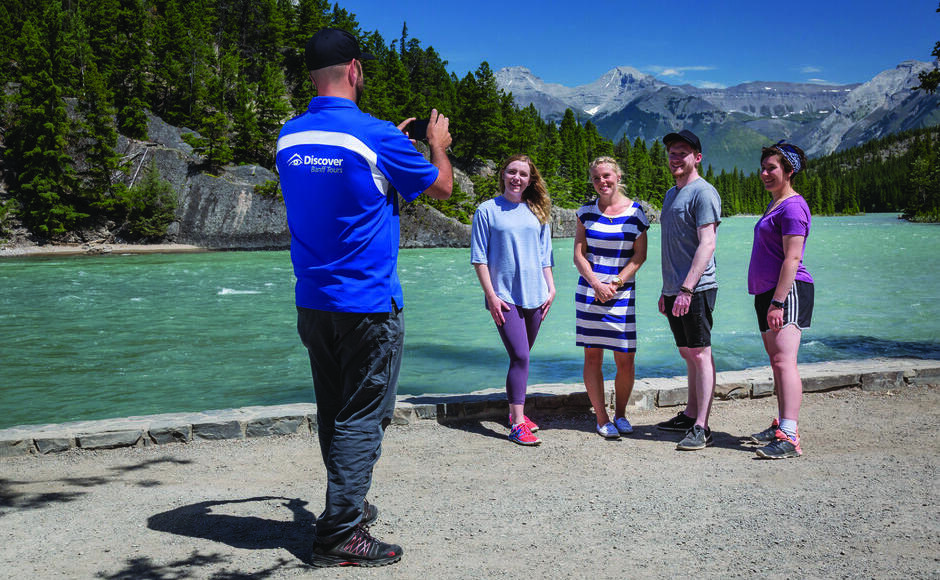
[1,213,938,430]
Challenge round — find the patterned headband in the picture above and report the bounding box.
[773,140,802,174]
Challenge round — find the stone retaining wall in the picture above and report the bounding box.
[2,358,937,457]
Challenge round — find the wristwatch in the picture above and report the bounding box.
[612,277,623,288]
[770,299,785,309]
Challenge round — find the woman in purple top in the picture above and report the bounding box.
[745,141,814,460]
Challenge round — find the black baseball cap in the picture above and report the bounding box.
[663,129,702,153]
[305,28,376,71]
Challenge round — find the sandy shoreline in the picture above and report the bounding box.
[0,241,210,258]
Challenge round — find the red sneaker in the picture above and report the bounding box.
[509,422,541,446]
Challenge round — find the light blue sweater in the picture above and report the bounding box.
[470,196,554,309]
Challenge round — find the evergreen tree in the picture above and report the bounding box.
[6,18,81,236]
[116,159,177,240]
[454,62,504,162]
[149,0,213,128]
[77,59,124,217]
[558,109,585,179]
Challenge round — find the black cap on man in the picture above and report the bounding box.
[305,28,375,71]
[663,129,702,154]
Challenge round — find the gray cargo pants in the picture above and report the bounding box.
[296,302,403,545]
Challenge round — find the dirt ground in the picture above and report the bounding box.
[1,385,937,579]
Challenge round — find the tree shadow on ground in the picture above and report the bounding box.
[0,456,195,516]
[147,496,316,565]
[94,551,299,579]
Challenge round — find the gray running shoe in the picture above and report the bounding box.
[748,419,780,444]
[657,411,695,432]
[756,432,802,459]
[676,425,713,451]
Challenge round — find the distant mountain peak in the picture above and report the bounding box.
[495,61,940,172]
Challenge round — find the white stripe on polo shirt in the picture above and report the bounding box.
[276,129,388,196]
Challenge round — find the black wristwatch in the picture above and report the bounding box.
[770,299,785,309]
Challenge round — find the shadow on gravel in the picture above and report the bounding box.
[109,456,194,474]
[147,496,316,566]
[434,419,510,441]
[615,425,762,454]
[1,457,198,516]
[95,551,298,579]
[0,477,87,513]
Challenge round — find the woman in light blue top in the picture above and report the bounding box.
[471,154,555,446]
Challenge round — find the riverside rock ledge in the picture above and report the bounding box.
[1,357,937,457]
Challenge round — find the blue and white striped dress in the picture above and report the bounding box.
[575,200,650,352]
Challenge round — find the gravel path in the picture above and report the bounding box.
[1,386,937,579]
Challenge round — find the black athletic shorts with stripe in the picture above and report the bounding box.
[754,280,814,333]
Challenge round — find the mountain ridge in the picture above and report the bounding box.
[495,60,940,172]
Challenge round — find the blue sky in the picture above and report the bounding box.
[338,0,939,88]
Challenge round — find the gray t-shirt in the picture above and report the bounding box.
[660,177,721,295]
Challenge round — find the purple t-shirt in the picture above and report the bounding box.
[747,195,814,295]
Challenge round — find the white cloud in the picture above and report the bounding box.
[692,81,727,89]
[801,65,823,74]
[647,65,716,78]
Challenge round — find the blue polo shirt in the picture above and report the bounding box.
[275,97,439,313]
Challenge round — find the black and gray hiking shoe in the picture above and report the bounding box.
[311,525,403,567]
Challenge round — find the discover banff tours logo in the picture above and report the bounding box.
[287,153,344,174]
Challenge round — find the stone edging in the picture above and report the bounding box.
[1,357,937,457]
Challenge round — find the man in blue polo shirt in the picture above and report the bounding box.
[275,27,453,567]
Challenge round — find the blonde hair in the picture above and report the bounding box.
[589,156,627,196]
[498,154,552,225]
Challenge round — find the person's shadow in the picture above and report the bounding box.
[147,496,316,564]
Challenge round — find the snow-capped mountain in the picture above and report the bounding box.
[496,61,940,172]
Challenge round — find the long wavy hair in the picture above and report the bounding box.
[589,156,628,197]
[497,154,552,225]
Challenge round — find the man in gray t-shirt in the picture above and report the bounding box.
[655,129,722,452]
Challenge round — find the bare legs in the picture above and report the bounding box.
[762,325,803,424]
[583,348,636,426]
[678,345,715,428]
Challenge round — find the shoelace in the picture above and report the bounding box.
[511,424,532,438]
[340,527,377,557]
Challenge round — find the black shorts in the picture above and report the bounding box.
[754,281,814,332]
[664,288,717,348]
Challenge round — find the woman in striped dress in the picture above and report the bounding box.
[574,157,649,439]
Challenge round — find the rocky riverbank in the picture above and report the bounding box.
[2,357,936,456]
